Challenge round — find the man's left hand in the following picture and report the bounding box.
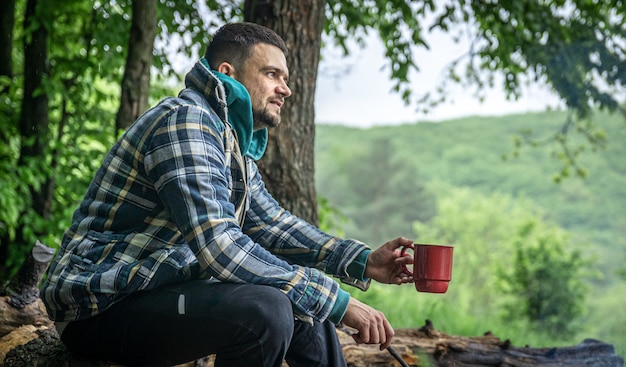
[364,237,414,285]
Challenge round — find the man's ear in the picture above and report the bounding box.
[217,62,236,77]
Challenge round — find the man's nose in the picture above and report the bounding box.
[278,81,291,98]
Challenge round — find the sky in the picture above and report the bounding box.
[314,31,564,128]
[169,23,564,129]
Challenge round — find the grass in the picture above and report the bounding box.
[345,282,586,350]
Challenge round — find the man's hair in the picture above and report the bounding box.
[204,22,288,70]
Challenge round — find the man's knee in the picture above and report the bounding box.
[244,286,294,334]
[229,285,295,358]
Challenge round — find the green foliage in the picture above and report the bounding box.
[341,184,592,348]
[341,282,465,334]
[498,221,590,339]
[467,1,625,117]
[2,0,624,354]
[325,0,431,101]
[315,133,437,245]
[585,282,626,357]
[410,185,542,313]
[407,183,591,342]
[0,81,22,243]
[155,0,241,75]
[317,196,347,238]
[324,1,626,177]
[0,0,239,279]
[316,110,626,355]
[4,0,624,272]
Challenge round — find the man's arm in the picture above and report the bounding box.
[242,159,371,282]
[144,105,345,323]
[341,237,415,350]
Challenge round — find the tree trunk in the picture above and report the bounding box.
[8,0,52,280]
[0,0,15,79]
[19,0,50,209]
[114,0,158,134]
[244,0,326,225]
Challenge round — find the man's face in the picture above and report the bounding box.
[236,43,291,130]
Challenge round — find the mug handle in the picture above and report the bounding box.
[400,244,414,276]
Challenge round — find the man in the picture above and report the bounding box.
[41,22,414,367]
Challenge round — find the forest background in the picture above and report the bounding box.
[1,0,625,362]
[315,110,626,357]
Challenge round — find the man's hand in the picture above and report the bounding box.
[341,297,394,350]
[364,237,414,285]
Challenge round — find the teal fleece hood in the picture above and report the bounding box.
[200,57,268,160]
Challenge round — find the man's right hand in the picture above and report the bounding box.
[341,297,394,350]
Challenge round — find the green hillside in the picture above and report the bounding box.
[314,110,626,355]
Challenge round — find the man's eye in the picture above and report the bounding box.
[267,71,276,77]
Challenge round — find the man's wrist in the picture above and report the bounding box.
[346,249,371,280]
[328,288,350,324]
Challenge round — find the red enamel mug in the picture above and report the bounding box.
[401,244,454,293]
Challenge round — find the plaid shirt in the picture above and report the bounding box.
[41,61,369,323]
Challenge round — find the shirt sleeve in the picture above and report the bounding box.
[243,161,370,274]
[143,105,364,322]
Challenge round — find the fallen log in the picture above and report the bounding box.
[0,241,55,336]
[337,322,624,367]
[0,242,623,367]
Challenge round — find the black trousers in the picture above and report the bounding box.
[61,280,347,367]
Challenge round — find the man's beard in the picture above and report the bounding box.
[252,106,280,130]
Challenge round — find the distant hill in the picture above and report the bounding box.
[315,110,626,286]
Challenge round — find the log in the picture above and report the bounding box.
[1,320,622,367]
[1,240,56,309]
[337,322,624,367]
[0,241,55,337]
[0,242,623,367]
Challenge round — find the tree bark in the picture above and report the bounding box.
[244,0,326,225]
[2,317,623,367]
[114,0,158,134]
[19,0,50,211]
[336,322,624,367]
[0,0,15,79]
[1,241,55,309]
[0,242,54,341]
[9,0,53,277]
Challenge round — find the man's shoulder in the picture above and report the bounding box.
[135,91,225,132]
[153,90,215,117]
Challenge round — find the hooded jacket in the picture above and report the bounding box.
[40,59,370,325]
